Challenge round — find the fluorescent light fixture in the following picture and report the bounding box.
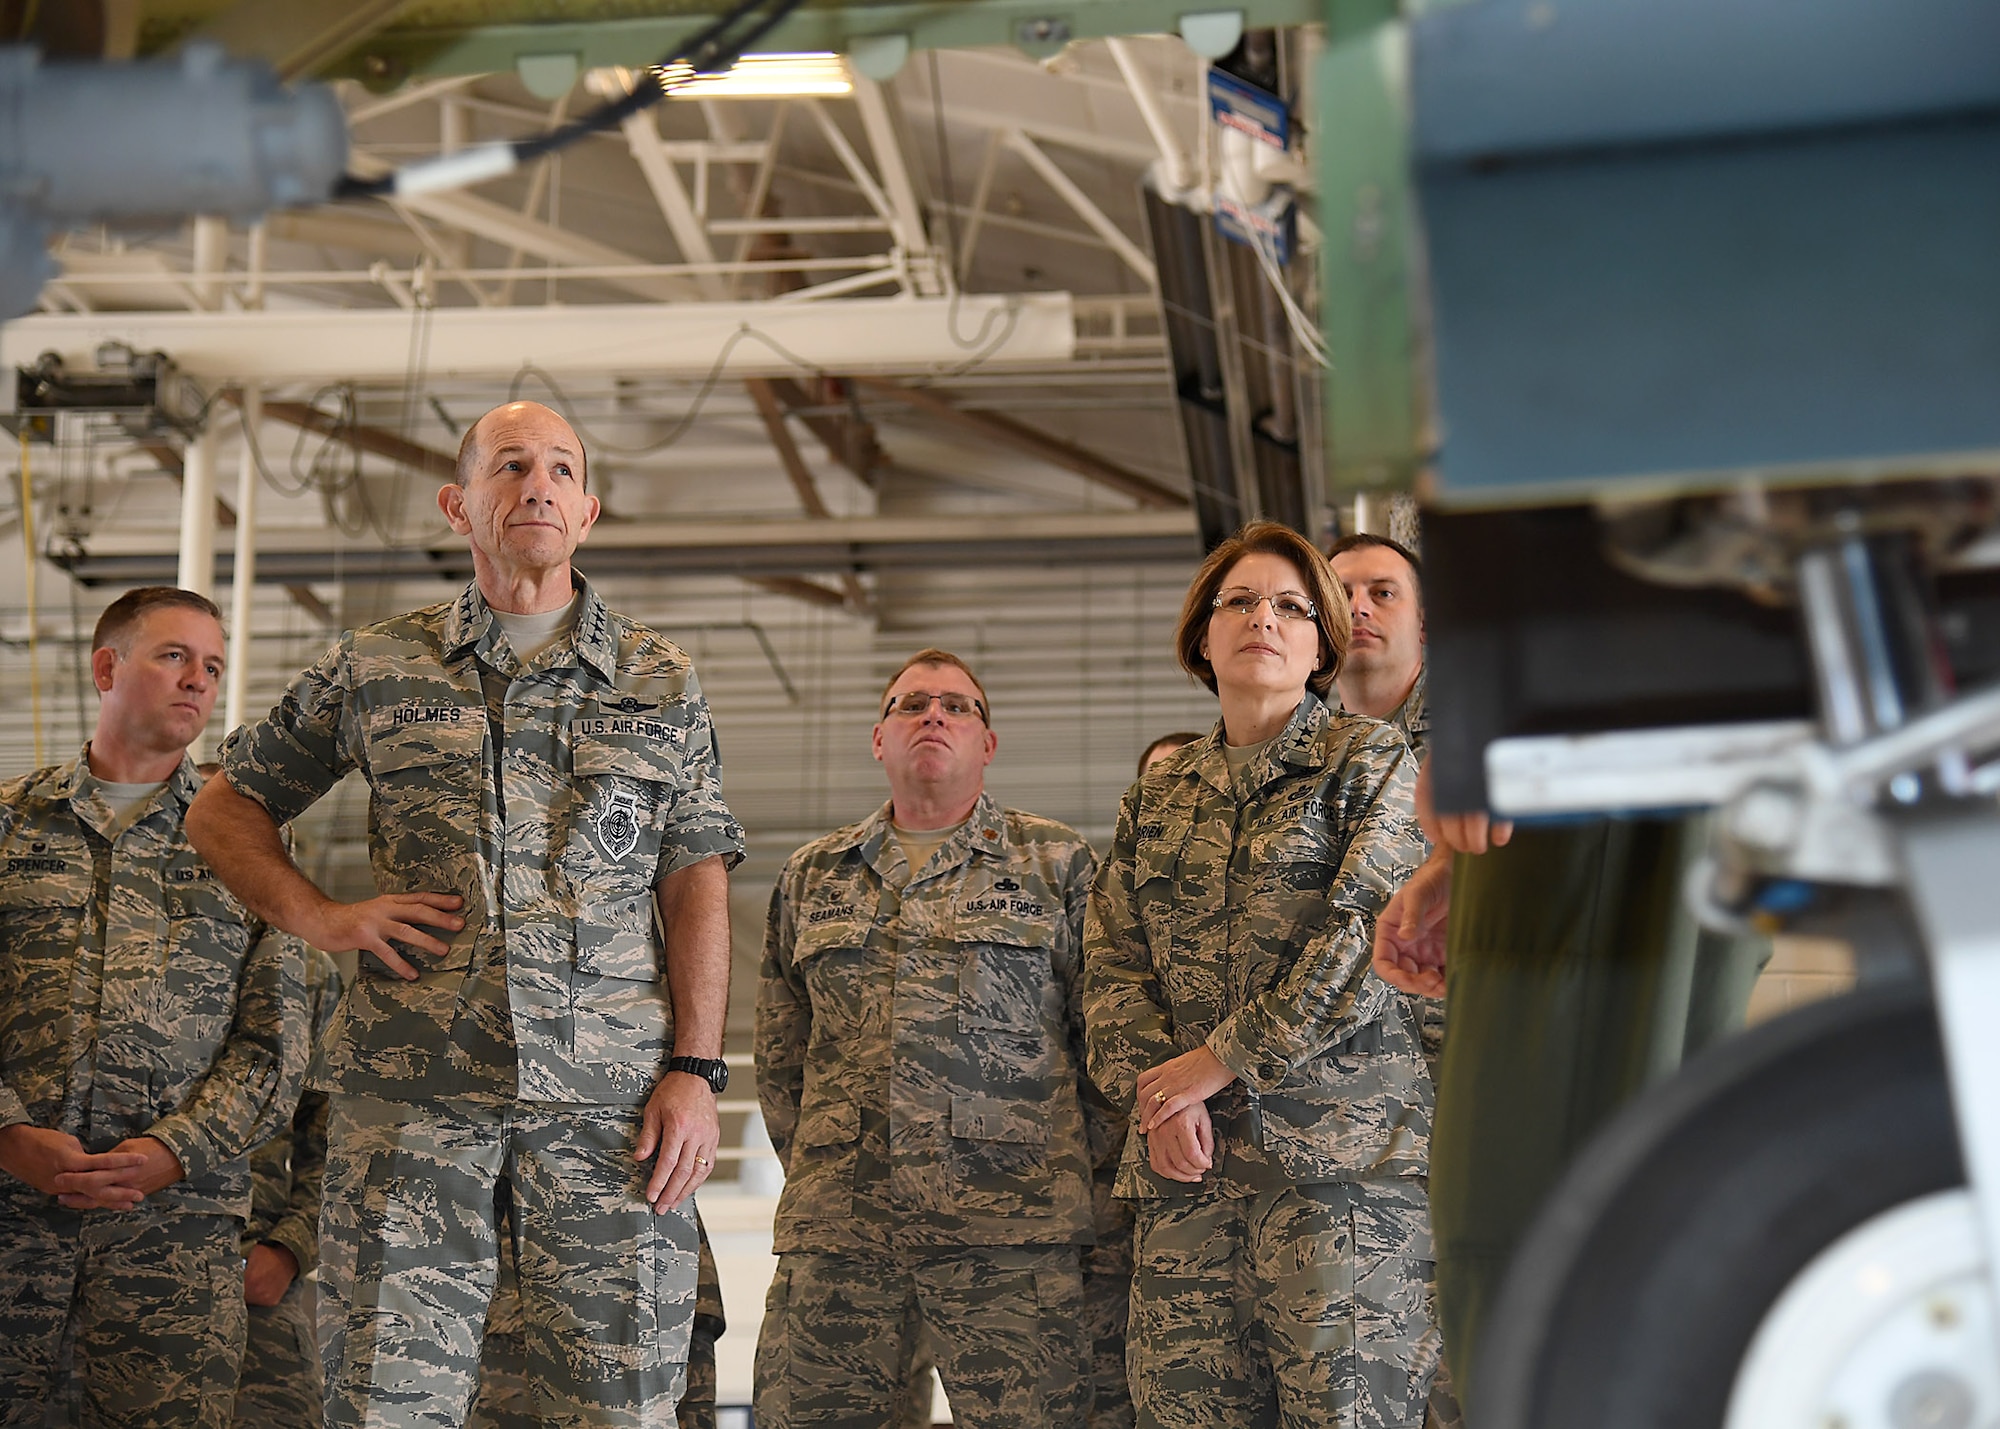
[653,52,853,99]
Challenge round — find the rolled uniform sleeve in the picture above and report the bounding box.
[219,642,358,825]
[655,672,744,880]
[1205,735,1423,1093]
[754,876,808,1172]
[1083,791,1181,1115]
[145,923,306,1184]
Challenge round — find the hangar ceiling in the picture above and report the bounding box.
[0,5,1329,921]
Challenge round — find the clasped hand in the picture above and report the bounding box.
[0,1125,183,1209]
[1135,1046,1237,1184]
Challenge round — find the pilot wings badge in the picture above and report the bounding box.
[596,791,642,860]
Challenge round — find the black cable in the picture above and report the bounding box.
[334,0,805,201]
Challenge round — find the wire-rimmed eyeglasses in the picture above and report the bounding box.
[1211,588,1318,623]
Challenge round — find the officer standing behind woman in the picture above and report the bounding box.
[1084,521,1436,1429]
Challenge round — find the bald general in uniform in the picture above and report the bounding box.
[189,401,743,1428]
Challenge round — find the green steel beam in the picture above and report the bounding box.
[1318,5,1424,496]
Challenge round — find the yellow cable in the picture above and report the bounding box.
[19,433,40,767]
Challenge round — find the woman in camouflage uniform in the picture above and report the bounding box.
[1084,521,1437,1429]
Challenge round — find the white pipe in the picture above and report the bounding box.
[224,392,260,734]
[190,216,228,311]
[178,424,217,597]
[178,421,218,761]
[1106,38,1194,195]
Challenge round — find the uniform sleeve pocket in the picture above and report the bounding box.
[575,891,662,982]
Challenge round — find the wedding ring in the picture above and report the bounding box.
[1152,1090,1167,1104]
[693,1155,709,1167]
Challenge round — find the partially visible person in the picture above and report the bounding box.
[1329,534,1427,750]
[1135,733,1202,779]
[1085,521,1434,1429]
[0,587,302,1429]
[1374,741,1770,1421]
[467,1206,726,1429]
[755,649,1114,1429]
[232,946,345,1429]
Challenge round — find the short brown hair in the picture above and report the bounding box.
[1174,521,1348,699]
[1138,731,1203,776]
[879,648,991,724]
[1329,531,1424,599]
[91,587,222,655]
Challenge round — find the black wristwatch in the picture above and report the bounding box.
[668,1056,729,1094]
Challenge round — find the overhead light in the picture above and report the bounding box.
[654,52,853,99]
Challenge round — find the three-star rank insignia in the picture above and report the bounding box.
[596,790,642,859]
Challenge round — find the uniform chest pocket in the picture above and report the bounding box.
[958,937,1050,1035]
[364,711,487,843]
[565,734,677,893]
[159,867,249,1015]
[792,922,882,1043]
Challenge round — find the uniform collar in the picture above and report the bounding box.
[851,790,1008,881]
[53,745,201,839]
[442,571,617,682]
[1191,693,1331,799]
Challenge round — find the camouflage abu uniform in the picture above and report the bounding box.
[754,794,1117,1429]
[1083,694,1437,1429]
[468,1203,726,1429]
[219,574,745,1429]
[0,752,302,1429]
[231,946,345,1429]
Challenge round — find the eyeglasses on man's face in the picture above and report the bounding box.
[882,690,988,723]
[1211,588,1318,623]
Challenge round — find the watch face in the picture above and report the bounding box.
[707,1063,729,1093]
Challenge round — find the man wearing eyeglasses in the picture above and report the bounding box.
[754,648,1122,1429]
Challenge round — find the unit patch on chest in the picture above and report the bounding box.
[596,789,642,859]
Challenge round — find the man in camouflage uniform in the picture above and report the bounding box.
[755,649,1122,1429]
[1330,534,1427,755]
[467,1206,725,1429]
[0,587,302,1428]
[232,945,345,1429]
[1331,534,1464,1429]
[188,401,744,1428]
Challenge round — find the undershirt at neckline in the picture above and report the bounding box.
[490,595,580,666]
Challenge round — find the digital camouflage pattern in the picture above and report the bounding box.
[0,1201,248,1429]
[320,1095,698,1429]
[0,750,301,1212]
[1383,666,1428,757]
[0,748,301,1426]
[232,946,346,1429]
[1128,1180,1439,1429]
[218,574,745,1107]
[753,1246,1089,1429]
[469,1201,726,1429]
[232,1279,319,1429]
[756,791,1121,1422]
[756,792,1113,1251]
[1083,692,1428,1199]
[1347,668,1445,1077]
